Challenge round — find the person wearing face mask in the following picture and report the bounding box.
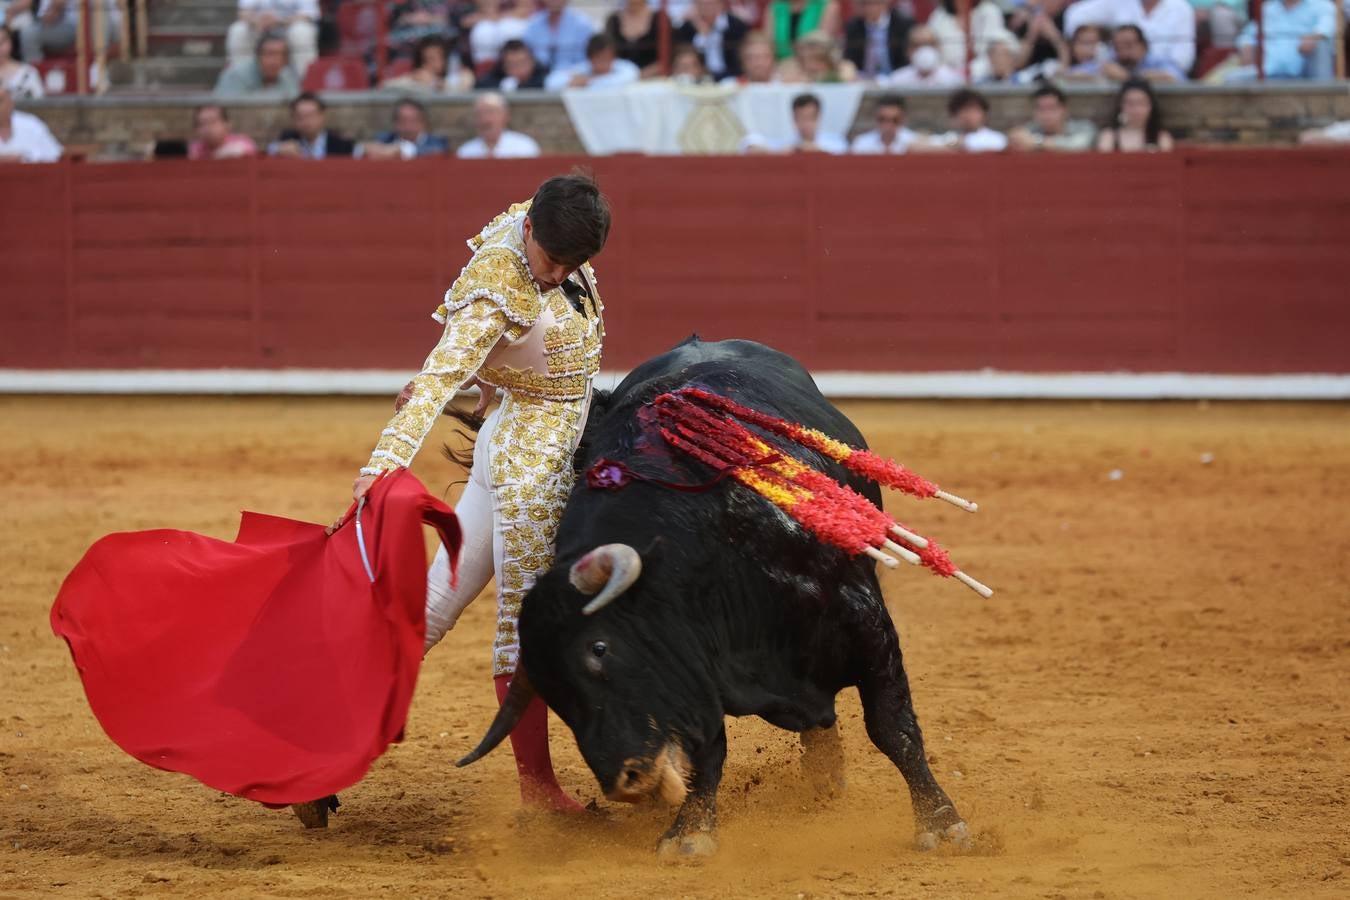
[292,174,612,828]
[887,24,962,85]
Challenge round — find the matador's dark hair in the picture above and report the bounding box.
[527,170,611,268]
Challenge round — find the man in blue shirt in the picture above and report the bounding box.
[1101,24,1186,82]
[357,98,449,159]
[523,0,595,73]
[1232,0,1335,79]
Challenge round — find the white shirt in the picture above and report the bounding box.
[887,63,964,87]
[469,16,528,66]
[544,57,640,91]
[930,127,1008,153]
[0,109,63,162]
[741,131,848,155]
[456,130,541,159]
[851,126,919,154]
[237,0,319,19]
[1064,0,1195,73]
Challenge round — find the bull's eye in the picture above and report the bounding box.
[590,641,608,658]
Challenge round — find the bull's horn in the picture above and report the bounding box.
[455,668,536,767]
[570,544,643,616]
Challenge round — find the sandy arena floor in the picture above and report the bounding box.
[1,396,1347,899]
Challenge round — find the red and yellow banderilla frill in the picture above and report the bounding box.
[636,389,992,599]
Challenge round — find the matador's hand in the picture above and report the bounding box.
[325,475,379,535]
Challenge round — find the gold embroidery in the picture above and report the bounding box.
[361,298,508,475]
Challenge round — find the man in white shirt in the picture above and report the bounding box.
[743,92,848,154]
[227,0,319,80]
[1063,0,1196,74]
[886,25,963,86]
[915,88,1008,153]
[19,0,118,62]
[544,33,640,90]
[851,93,918,154]
[0,84,62,162]
[456,92,542,158]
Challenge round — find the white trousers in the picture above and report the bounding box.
[423,405,502,654]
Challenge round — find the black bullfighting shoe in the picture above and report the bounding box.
[290,794,340,829]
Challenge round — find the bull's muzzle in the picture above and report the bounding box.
[604,741,690,806]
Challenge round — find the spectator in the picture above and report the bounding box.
[972,33,1020,82]
[523,0,595,71]
[1,0,36,35]
[675,0,750,81]
[468,0,528,69]
[1191,0,1246,48]
[669,42,712,82]
[1096,77,1174,150]
[0,26,43,99]
[188,104,258,159]
[1299,120,1350,144]
[1008,82,1096,150]
[850,93,917,153]
[214,31,301,97]
[359,98,449,158]
[744,92,848,153]
[0,83,59,161]
[544,33,640,89]
[20,0,118,62]
[1062,24,1109,80]
[606,0,669,75]
[843,0,913,80]
[456,91,541,157]
[382,35,451,92]
[1063,0,1195,75]
[268,92,355,158]
[928,0,1012,70]
[387,0,468,58]
[887,24,962,85]
[765,0,841,60]
[721,30,779,83]
[226,0,317,80]
[475,37,549,89]
[1229,0,1334,80]
[1007,0,1071,74]
[1103,23,1185,82]
[779,29,858,82]
[916,88,1008,152]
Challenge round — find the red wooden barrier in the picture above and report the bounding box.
[3,152,1349,375]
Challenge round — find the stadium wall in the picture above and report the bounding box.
[2,152,1348,396]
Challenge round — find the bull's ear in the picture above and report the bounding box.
[569,544,643,615]
[456,669,535,767]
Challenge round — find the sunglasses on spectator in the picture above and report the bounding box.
[877,114,903,123]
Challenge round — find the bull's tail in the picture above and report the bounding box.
[439,406,484,470]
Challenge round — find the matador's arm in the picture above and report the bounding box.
[362,252,540,475]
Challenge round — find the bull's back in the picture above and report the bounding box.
[610,338,866,450]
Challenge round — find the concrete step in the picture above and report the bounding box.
[149,2,239,30]
[118,55,226,89]
[147,25,228,59]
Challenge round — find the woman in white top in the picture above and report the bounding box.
[0,28,44,99]
[468,0,527,69]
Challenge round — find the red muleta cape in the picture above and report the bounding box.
[50,469,460,806]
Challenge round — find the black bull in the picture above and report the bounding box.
[458,337,970,856]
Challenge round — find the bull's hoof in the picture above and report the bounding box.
[291,795,340,830]
[656,831,718,861]
[916,819,971,852]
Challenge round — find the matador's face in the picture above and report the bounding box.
[522,216,581,294]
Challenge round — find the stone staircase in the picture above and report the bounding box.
[113,0,238,92]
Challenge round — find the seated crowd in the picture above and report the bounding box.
[198,0,1344,100]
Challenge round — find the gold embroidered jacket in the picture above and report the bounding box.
[361,200,605,478]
